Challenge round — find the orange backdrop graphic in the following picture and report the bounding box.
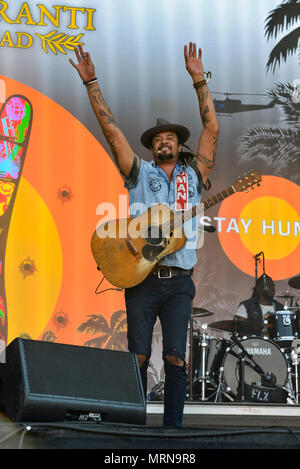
[3,77,126,346]
[217,175,300,281]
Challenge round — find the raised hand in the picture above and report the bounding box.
[69,45,96,82]
[184,42,205,81]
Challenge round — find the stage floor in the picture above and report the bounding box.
[2,402,300,449]
[147,401,300,428]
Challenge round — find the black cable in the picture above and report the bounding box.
[94,272,122,295]
[23,421,300,443]
[0,425,27,447]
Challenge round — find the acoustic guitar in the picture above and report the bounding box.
[91,171,261,288]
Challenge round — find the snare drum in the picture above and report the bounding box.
[221,337,289,402]
[265,310,298,347]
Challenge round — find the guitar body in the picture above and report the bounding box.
[91,204,186,288]
[90,171,261,289]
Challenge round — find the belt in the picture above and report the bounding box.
[152,266,193,279]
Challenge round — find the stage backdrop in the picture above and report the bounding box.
[0,0,299,390]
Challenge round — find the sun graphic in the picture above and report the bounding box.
[3,76,127,346]
[57,185,74,204]
[217,175,300,280]
[18,256,38,279]
[5,176,63,342]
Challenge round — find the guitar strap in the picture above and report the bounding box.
[175,169,189,211]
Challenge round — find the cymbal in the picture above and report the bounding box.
[208,318,259,335]
[192,307,214,318]
[276,292,295,299]
[288,276,300,290]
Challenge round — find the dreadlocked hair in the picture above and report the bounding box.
[179,144,211,191]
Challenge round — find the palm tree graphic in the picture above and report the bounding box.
[238,82,300,181]
[265,0,300,73]
[77,310,128,350]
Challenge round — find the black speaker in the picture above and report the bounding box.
[0,338,146,424]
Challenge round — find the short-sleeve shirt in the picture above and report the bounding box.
[124,154,203,270]
[236,303,275,320]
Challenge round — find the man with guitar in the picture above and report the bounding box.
[70,42,219,427]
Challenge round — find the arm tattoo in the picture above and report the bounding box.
[196,153,215,169]
[213,136,218,159]
[196,136,218,170]
[89,87,116,126]
[198,88,208,107]
[99,109,116,125]
[201,105,210,125]
[108,136,125,177]
[196,88,210,124]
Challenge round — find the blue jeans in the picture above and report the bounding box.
[125,273,195,427]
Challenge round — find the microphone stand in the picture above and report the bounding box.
[253,251,265,281]
[230,334,266,401]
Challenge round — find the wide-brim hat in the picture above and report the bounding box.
[140,118,190,149]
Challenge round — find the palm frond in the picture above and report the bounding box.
[41,330,57,342]
[83,335,109,348]
[77,314,110,335]
[265,1,300,40]
[268,81,294,100]
[105,334,128,350]
[238,125,300,170]
[266,26,300,73]
[110,310,127,334]
[267,82,300,127]
[239,125,298,149]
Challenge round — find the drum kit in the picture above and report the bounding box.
[187,274,300,405]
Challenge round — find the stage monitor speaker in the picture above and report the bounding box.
[0,338,146,424]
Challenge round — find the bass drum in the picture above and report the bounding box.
[222,337,289,398]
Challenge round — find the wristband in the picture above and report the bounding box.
[83,77,98,86]
[193,71,212,90]
[193,79,207,90]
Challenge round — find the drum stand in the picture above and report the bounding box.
[188,315,210,401]
[216,346,249,402]
[215,367,235,402]
[188,312,194,400]
[291,340,300,404]
[199,323,209,401]
[293,357,299,404]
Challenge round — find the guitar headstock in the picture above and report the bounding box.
[233,171,262,193]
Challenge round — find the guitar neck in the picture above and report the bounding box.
[170,184,236,231]
[203,184,236,212]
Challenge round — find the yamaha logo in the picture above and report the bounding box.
[246,347,272,356]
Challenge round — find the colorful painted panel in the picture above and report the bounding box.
[0,96,31,180]
[0,95,33,342]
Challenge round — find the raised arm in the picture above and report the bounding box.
[69,45,134,178]
[184,42,219,183]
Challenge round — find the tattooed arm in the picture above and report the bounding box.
[69,45,134,178]
[184,42,219,183]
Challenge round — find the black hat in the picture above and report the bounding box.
[140,118,190,149]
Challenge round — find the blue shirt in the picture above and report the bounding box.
[125,155,202,270]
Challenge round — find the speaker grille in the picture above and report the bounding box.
[21,340,142,404]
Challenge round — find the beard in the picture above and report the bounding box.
[155,145,176,161]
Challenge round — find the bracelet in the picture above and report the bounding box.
[193,79,207,90]
[83,77,98,86]
[193,71,212,90]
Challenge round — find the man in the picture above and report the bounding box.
[235,275,284,336]
[69,43,219,427]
